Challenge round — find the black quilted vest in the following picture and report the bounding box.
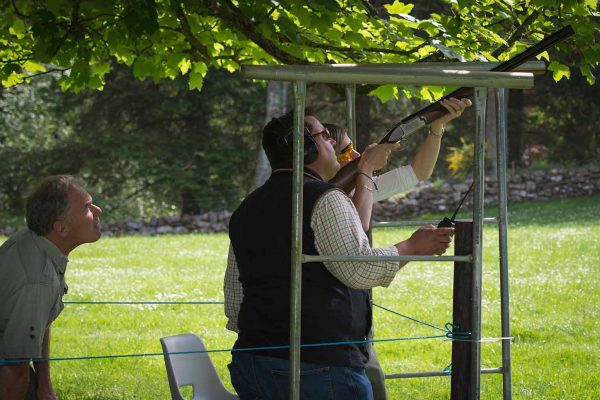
[229,169,371,367]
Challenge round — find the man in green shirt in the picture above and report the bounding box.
[0,175,102,400]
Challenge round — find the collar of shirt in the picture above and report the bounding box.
[30,231,69,275]
[272,167,324,182]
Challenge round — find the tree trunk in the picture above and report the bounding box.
[507,89,524,167]
[253,80,288,189]
[356,94,371,151]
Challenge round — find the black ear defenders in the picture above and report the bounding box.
[275,121,319,165]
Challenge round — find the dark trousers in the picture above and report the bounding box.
[229,353,374,400]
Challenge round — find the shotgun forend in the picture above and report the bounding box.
[331,25,574,193]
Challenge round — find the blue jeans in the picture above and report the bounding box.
[228,352,374,400]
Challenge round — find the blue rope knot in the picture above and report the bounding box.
[444,322,471,340]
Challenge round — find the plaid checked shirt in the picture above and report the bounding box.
[224,168,415,333]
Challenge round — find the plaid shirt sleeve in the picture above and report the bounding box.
[312,190,400,289]
[373,165,418,203]
[224,244,242,333]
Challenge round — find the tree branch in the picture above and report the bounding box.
[305,39,429,58]
[491,9,540,58]
[174,3,211,63]
[21,67,71,81]
[11,0,30,20]
[209,0,307,64]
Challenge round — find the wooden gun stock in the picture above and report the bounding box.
[330,25,574,193]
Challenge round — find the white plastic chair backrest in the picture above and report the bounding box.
[160,333,239,400]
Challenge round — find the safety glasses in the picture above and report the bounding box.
[337,142,354,162]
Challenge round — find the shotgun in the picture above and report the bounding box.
[330,25,574,193]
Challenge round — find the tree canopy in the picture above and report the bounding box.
[1,0,599,98]
[1,1,599,222]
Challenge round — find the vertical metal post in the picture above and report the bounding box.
[470,87,487,400]
[289,81,307,400]
[345,84,357,144]
[451,221,474,400]
[495,88,513,400]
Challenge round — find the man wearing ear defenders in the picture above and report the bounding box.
[324,97,472,400]
[224,108,460,399]
[0,175,102,400]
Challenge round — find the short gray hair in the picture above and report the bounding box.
[25,175,83,236]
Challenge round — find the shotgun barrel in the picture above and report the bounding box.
[331,26,574,192]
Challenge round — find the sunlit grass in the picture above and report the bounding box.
[1,194,598,399]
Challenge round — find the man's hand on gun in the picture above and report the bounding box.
[395,225,455,256]
[430,97,473,133]
[358,142,401,174]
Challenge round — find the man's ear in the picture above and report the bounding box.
[52,220,69,237]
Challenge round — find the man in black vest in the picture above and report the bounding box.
[225,110,454,399]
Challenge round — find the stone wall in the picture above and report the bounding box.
[373,163,600,221]
[1,164,598,236]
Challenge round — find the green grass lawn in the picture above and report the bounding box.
[1,195,599,399]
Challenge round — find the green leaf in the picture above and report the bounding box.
[345,32,368,47]
[9,18,26,39]
[548,61,571,81]
[188,71,204,91]
[22,61,46,73]
[166,52,185,75]
[418,20,440,36]
[325,27,343,41]
[91,62,110,76]
[369,84,398,102]
[193,62,208,76]
[133,58,153,79]
[1,71,23,87]
[87,75,104,90]
[536,51,550,62]
[2,63,22,76]
[419,86,436,102]
[312,15,333,34]
[179,58,192,75]
[580,63,596,85]
[385,1,414,15]
[290,5,311,27]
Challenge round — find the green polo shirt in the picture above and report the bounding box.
[0,229,68,359]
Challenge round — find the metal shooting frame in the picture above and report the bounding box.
[240,60,544,400]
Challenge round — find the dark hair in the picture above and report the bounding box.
[262,109,317,169]
[25,175,83,235]
[323,123,346,155]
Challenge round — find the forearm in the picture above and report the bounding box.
[411,97,472,180]
[33,328,54,397]
[372,165,418,202]
[352,172,376,232]
[224,244,242,333]
[411,125,442,181]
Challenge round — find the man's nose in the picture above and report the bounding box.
[92,204,102,214]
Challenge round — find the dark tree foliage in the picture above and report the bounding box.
[523,71,600,164]
[0,68,265,220]
[66,66,265,215]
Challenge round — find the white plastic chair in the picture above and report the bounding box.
[160,333,239,400]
